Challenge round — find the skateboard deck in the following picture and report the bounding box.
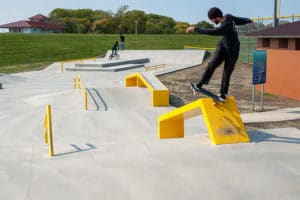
[190,82,223,103]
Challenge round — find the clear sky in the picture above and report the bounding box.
[0,0,299,25]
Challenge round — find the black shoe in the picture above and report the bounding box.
[218,94,226,102]
[192,83,202,91]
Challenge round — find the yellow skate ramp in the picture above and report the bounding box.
[158,97,250,145]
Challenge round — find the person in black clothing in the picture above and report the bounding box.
[111,41,119,56]
[120,34,125,50]
[186,7,253,101]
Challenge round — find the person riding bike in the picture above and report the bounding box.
[111,41,119,57]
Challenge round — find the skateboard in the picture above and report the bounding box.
[190,82,224,103]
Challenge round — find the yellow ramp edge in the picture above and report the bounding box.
[200,97,249,145]
[158,99,202,139]
[158,96,250,145]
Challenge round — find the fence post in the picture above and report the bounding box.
[74,76,88,111]
[84,91,88,111]
[46,105,54,156]
[61,62,64,72]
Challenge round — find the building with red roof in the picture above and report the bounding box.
[247,21,300,100]
[0,14,64,33]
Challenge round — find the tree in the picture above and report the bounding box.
[48,7,208,34]
[195,21,214,29]
[92,18,116,33]
[145,14,176,34]
[175,22,190,34]
[114,5,129,33]
[122,10,147,34]
[49,9,95,33]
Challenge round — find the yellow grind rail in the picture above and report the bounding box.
[184,46,216,51]
[43,105,54,156]
[61,57,97,72]
[145,64,166,72]
[158,97,250,145]
[74,75,88,110]
[125,72,169,107]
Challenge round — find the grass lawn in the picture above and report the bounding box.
[0,34,219,74]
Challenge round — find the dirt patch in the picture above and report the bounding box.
[158,54,300,130]
[245,119,300,131]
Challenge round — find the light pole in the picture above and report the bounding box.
[274,0,281,27]
[135,20,138,35]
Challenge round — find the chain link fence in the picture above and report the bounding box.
[238,14,300,64]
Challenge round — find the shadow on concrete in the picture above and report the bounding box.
[55,143,96,157]
[169,94,185,107]
[87,88,108,111]
[288,110,300,114]
[248,130,300,144]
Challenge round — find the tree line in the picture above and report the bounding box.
[49,6,213,34]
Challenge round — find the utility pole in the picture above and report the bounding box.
[135,20,138,35]
[274,0,281,27]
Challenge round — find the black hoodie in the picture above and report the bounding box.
[195,14,252,52]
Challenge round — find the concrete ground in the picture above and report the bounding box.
[66,50,207,75]
[0,56,300,199]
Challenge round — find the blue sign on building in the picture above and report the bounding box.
[253,50,267,85]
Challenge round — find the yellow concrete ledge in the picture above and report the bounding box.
[125,72,169,107]
[158,97,250,145]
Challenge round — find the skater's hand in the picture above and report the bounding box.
[186,27,195,34]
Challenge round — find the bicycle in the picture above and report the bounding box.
[109,52,120,60]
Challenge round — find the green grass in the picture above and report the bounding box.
[0,33,219,73]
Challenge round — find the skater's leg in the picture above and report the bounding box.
[220,49,239,95]
[197,43,225,87]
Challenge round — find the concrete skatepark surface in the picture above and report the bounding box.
[65,50,206,74]
[0,50,300,200]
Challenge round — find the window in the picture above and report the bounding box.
[279,38,288,49]
[262,38,270,48]
[296,38,300,50]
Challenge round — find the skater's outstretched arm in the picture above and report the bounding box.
[186,14,252,36]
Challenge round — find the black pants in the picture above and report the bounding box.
[198,43,239,95]
[112,48,117,56]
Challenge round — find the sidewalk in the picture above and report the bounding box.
[242,107,300,123]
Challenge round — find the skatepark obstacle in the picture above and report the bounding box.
[158,97,250,145]
[74,75,88,110]
[125,72,169,107]
[43,105,54,156]
[145,64,166,72]
[61,57,97,72]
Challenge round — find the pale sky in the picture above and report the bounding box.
[0,0,299,25]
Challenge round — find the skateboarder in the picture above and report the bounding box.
[186,7,253,102]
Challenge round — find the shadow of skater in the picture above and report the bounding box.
[248,130,300,144]
[55,143,96,157]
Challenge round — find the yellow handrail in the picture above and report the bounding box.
[145,64,166,72]
[74,75,88,110]
[61,57,97,72]
[43,105,54,156]
[251,14,300,21]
